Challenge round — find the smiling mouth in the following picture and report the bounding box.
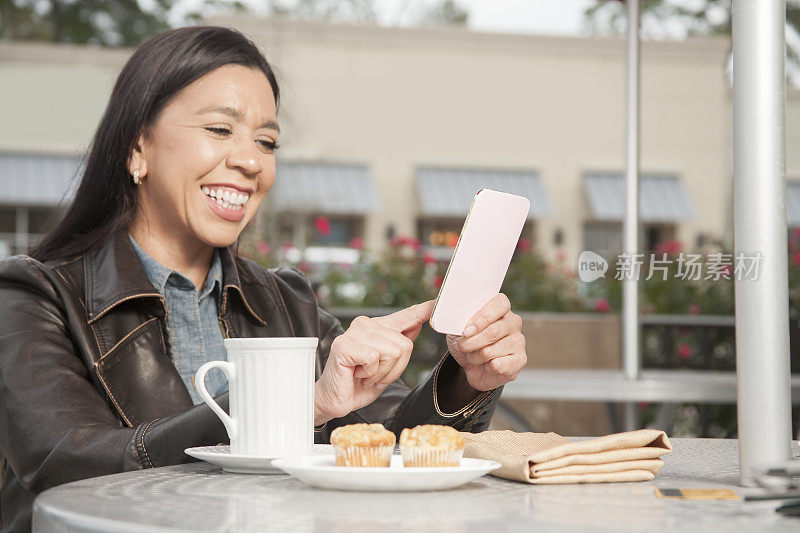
[201,186,250,211]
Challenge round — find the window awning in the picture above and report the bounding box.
[583,172,695,222]
[0,152,82,206]
[415,167,551,218]
[787,182,800,227]
[270,162,380,215]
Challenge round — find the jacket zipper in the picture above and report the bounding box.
[463,401,482,419]
[154,295,172,359]
[462,390,491,419]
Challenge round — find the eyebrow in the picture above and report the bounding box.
[196,105,280,132]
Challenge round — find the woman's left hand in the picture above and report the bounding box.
[446,293,527,391]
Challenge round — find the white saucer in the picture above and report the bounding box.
[271,454,501,491]
[184,444,334,474]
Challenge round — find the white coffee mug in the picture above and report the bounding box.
[195,337,318,456]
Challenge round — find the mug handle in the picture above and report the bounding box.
[195,361,237,441]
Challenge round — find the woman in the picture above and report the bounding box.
[0,26,527,531]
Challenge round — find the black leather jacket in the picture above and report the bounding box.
[0,230,501,532]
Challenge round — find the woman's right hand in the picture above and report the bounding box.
[313,300,435,425]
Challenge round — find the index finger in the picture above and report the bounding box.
[374,300,435,333]
[462,293,511,337]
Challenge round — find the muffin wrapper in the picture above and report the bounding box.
[334,445,393,467]
[400,446,464,467]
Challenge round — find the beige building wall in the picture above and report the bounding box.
[1,17,798,265]
[218,16,737,263]
[788,91,800,181]
[0,44,126,156]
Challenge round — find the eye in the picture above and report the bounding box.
[258,139,280,153]
[205,126,231,136]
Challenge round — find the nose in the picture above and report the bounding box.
[226,140,263,177]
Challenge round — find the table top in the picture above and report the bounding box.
[502,369,800,403]
[33,439,800,533]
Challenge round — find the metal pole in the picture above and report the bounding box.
[732,0,793,486]
[623,0,641,431]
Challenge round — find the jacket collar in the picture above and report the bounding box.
[217,241,269,326]
[85,229,266,325]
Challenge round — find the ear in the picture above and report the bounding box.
[127,131,148,179]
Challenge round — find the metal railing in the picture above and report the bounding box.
[325,307,757,435]
[327,306,740,370]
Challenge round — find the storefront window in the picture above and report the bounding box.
[0,205,63,256]
[418,218,535,259]
[276,214,363,247]
[583,221,676,260]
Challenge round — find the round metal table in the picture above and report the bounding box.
[33,439,800,532]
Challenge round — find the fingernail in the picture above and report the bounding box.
[463,324,476,337]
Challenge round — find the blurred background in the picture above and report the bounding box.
[1,0,800,437]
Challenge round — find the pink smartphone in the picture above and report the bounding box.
[429,189,530,336]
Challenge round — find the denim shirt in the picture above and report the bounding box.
[129,235,227,404]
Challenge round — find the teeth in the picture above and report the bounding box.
[203,187,249,208]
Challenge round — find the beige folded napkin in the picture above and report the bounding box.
[461,429,672,484]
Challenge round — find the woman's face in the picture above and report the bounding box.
[130,64,278,249]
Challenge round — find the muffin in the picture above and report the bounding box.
[330,423,395,467]
[399,425,465,467]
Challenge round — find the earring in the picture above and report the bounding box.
[133,169,140,185]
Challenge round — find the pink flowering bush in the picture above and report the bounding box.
[247,232,796,321]
[586,237,735,315]
[244,233,586,312]
[314,215,331,236]
[594,298,611,313]
[788,229,800,321]
[500,248,586,312]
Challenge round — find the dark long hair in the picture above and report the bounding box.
[31,26,280,262]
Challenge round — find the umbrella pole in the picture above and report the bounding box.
[732,0,793,486]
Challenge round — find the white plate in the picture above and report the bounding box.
[271,454,501,491]
[184,444,334,474]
